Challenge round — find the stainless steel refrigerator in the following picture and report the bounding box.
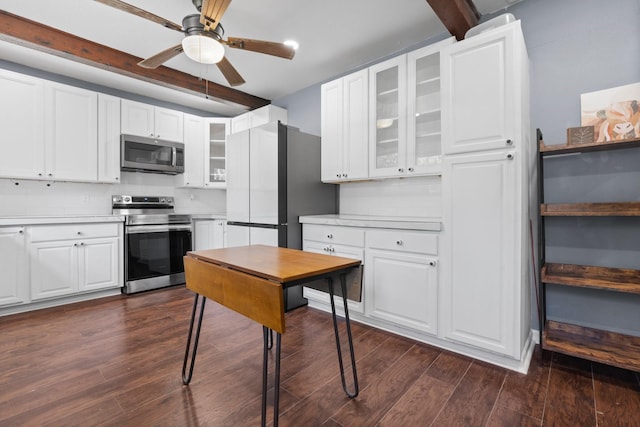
[226,121,337,310]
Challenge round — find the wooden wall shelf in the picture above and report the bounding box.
[540,202,640,216]
[540,136,640,156]
[537,128,640,372]
[542,263,640,294]
[543,320,640,372]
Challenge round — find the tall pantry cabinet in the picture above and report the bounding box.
[441,20,533,362]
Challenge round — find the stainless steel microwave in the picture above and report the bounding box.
[121,134,185,175]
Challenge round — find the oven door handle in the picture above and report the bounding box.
[126,224,192,234]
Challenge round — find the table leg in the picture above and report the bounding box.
[262,326,282,427]
[182,293,207,385]
[328,275,359,398]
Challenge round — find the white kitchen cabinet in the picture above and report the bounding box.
[302,224,365,313]
[320,69,369,182]
[407,38,454,175]
[180,113,205,188]
[45,82,98,182]
[0,69,45,180]
[97,93,121,183]
[441,23,523,155]
[0,227,29,307]
[121,99,184,142]
[442,149,522,357]
[204,118,230,188]
[29,223,122,301]
[365,230,439,335]
[231,104,287,133]
[194,219,226,250]
[440,20,530,362]
[369,55,407,178]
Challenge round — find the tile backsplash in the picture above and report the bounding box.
[0,172,226,217]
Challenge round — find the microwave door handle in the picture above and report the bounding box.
[172,147,177,167]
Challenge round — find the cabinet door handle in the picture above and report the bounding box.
[327,234,333,239]
[342,173,347,178]
[79,242,84,246]
[398,168,404,172]
[429,260,436,267]
[408,167,414,172]
[73,243,78,247]
[507,153,514,160]
[19,229,24,234]
[38,173,43,177]
[396,240,403,246]
[115,177,119,181]
[506,139,513,145]
[77,231,82,235]
[336,174,341,178]
[150,133,154,137]
[48,173,53,177]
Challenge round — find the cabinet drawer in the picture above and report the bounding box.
[366,230,438,255]
[303,224,365,246]
[29,223,120,242]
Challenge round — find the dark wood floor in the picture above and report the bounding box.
[1,286,639,426]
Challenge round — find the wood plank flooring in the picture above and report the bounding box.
[2,285,639,426]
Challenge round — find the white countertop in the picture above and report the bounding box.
[299,214,441,231]
[0,215,125,226]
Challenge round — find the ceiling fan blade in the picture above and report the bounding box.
[94,0,183,32]
[216,56,245,86]
[200,0,233,31]
[138,44,184,69]
[225,37,295,60]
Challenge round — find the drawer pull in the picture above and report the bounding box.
[327,234,333,239]
[77,231,82,235]
[396,240,403,246]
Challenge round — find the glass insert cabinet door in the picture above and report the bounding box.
[407,37,454,175]
[369,55,407,178]
[205,118,230,187]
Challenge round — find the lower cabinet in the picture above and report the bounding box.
[365,230,438,335]
[193,219,226,250]
[0,227,29,306]
[28,223,122,301]
[302,225,365,314]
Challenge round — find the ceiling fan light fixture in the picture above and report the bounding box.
[182,34,225,64]
[283,40,299,50]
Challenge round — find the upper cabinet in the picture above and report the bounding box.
[321,69,369,182]
[180,113,206,188]
[231,105,287,134]
[0,69,45,180]
[369,55,407,178]
[204,118,230,188]
[179,115,230,189]
[121,99,184,142]
[97,93,121,183]
[407,38,454,174]
[320,37,454,182]
[441,26,520,154]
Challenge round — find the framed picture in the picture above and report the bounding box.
[581,82,640,142]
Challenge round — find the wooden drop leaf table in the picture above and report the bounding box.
[181,245,362,427]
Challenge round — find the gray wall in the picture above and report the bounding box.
[274,0,640,335]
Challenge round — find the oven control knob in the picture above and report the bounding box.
[123,196,131,203]
[160,198,166,203]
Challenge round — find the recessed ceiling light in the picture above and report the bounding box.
[284,40,299,50]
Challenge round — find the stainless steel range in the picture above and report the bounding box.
[112,195,192,294]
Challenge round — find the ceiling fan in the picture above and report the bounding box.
[94,0,296,86]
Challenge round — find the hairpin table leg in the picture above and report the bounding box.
[262,326,282,427]
[328,274,359,398]
[182,293,207,385]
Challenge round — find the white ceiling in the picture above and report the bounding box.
[0,0,520,116]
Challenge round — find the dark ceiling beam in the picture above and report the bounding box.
[426,0,480,41]
[0,10,270,110]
